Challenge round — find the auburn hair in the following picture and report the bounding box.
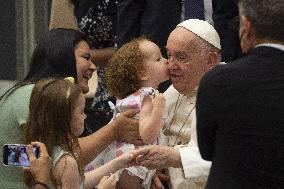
[105,37,149,99]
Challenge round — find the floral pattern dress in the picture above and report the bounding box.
[85,87,158,189]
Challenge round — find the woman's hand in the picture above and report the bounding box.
[113,109,143,145]
[27,141,51,184]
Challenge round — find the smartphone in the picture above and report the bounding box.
[2,144,40,167]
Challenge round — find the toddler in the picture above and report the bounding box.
[88,37,169,189]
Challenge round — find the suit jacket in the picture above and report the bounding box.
[196,46,284,189]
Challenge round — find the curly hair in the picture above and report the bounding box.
[105,37,149,99]
[23,78,84,187]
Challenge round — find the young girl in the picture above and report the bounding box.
[24,78,137,189]
[89,37,169,189]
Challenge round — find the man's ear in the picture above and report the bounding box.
[239,15,257,53]
[240,15,251,32]
[206,51,220,71]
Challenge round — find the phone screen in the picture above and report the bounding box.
[2,144,40,167]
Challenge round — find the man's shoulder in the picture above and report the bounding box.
[203,58,249,84]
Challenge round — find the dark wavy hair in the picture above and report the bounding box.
[24,78,84,187]
[0,28,89,102]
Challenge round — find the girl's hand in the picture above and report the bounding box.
[116,151,138,168]
[152,93,166,109]
[97,174,117,189]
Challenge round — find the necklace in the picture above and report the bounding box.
[163,93,196,147]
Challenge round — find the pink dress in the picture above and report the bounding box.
[85,87,157,189]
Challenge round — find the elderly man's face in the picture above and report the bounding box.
[166,27,208,95]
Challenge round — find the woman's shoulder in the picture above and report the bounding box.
[0,83,35,126]
[1,84,34,103]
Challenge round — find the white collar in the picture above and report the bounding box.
[255,43,284,52]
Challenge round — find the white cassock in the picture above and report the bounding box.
[161,85,211,189]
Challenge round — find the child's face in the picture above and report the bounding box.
[70,93,86,137]
[139,40,169,88]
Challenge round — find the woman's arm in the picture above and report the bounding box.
[91,47,116,66]
[139,93,165,144]
[79,109,141,166]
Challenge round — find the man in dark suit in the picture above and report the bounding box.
[196,0,284,188]
[212,0,242,62]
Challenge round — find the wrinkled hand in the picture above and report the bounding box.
[113,109,143,145]
[27,141,51,184]
[135,145,182,169]
[152,93,166,109]
[97,174,117,189]
[151,170,170,189]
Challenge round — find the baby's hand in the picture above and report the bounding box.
[152,93,166,109]
[97,174,117,189]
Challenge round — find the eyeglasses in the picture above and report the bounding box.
[166,51,190,65]
[168,56,190,65]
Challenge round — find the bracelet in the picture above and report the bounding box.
[34,181,49,189]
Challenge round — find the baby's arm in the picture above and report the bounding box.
[84,152,135,189]
[139,93,166,144]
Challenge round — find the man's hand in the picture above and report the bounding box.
[135,145,182,169]
[113,109,143,145]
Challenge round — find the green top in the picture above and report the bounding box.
[0,84,34,189]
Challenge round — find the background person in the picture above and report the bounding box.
[116,0,182,93]
[197,0,284,188]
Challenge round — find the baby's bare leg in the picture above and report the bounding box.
[116,170,143,189]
